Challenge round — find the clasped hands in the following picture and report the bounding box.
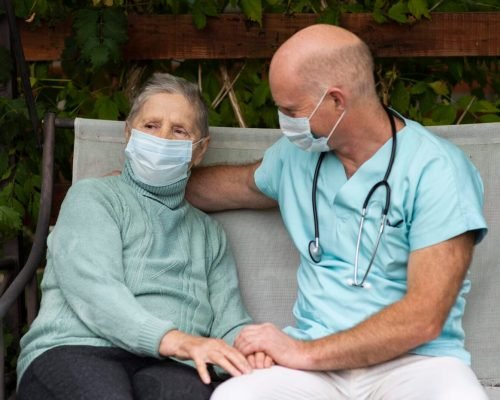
[160,323,305,384]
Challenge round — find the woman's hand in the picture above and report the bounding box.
[159,330,252,384]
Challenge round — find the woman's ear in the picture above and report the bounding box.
[191,136,211,168]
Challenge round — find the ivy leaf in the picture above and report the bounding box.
[447,60,463,82]
[90,45,110,70]
[288,0,312,13]
[102,8,128,44]
[103,38,121,63]
[192,9,207,29]
[74,9,100,47]
[372,8,388,23]
[431,104,456,125]
[0,47,13,84]
[95,95,119,120]
[317,6,340,26]
[408,0,430,20]
[418,89,438,115]
[240,0,262,25]
[387,1,408,23]
[191,0,218,29]
[479,114,500,123]
[112,91,129,116]
[469,100,500,113]
[201,0,218,16]
[0,205,22,239]
[390,80,410,114]
[455,95,475,109]
[12,0,30,18]
[252,81,270,108]
[428,80,449,96]
[166,0,182,14]
[409,81,428,95]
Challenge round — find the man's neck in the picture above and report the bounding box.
[334,107,404,179]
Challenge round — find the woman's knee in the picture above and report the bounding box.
[133,361,214,400]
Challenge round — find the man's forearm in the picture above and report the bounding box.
[300,296,440,371]
[186,163,277,211]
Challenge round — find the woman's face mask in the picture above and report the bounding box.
[125,128,205,187]
[278,89,346,152]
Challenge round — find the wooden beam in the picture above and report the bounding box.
[21,12,500,61]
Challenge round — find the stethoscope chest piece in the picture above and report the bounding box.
[308,238,322,263]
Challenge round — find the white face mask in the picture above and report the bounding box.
[124,129,204,187]
[278,89,346,152]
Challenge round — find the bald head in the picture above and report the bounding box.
[270,24,377,104]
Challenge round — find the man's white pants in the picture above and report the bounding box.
[211,355,488,400]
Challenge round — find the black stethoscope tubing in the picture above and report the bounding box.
[308,107,398,267]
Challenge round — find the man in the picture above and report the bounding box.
[187,25,488,399]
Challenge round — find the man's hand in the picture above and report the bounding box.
[160,330,252,384]
[246,351,274,369]
[235,323,308,369]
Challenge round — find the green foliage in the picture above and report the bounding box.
[71,7,128,71]
[192,0,219,29]
[240,0,262,24]
[0,96,42,243]
[380,58,500,125]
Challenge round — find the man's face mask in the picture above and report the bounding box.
[125,129,204,187]
[278,89,346,152]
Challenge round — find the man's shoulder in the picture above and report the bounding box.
[401,119,470,165]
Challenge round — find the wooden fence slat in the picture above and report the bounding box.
[20,12,500,61]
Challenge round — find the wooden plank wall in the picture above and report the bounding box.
[21,12,500,61]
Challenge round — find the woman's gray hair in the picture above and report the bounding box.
[127,73,209,137]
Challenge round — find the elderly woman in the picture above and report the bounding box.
[17,73,253,400]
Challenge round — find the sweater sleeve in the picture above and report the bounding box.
[49,179,175,357]
[207,220,252,346]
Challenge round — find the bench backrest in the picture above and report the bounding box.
[73,118,500,390]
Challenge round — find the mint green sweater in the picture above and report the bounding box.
[17,161,251,383]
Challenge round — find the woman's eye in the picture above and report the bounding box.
[174,128,189,136]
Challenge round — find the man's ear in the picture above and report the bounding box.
[328,88,346,111]
[191,136,211,168]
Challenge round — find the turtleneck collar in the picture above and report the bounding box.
[121,160,188,209]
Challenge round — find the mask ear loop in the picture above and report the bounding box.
[192,136,210,152]
[323,109,347,144]
[308,88,330,121]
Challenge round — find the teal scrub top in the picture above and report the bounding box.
[254,117,487,364]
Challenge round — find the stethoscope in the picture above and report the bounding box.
[308,107,397,288]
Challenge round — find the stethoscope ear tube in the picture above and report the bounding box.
[310,152,327,262]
